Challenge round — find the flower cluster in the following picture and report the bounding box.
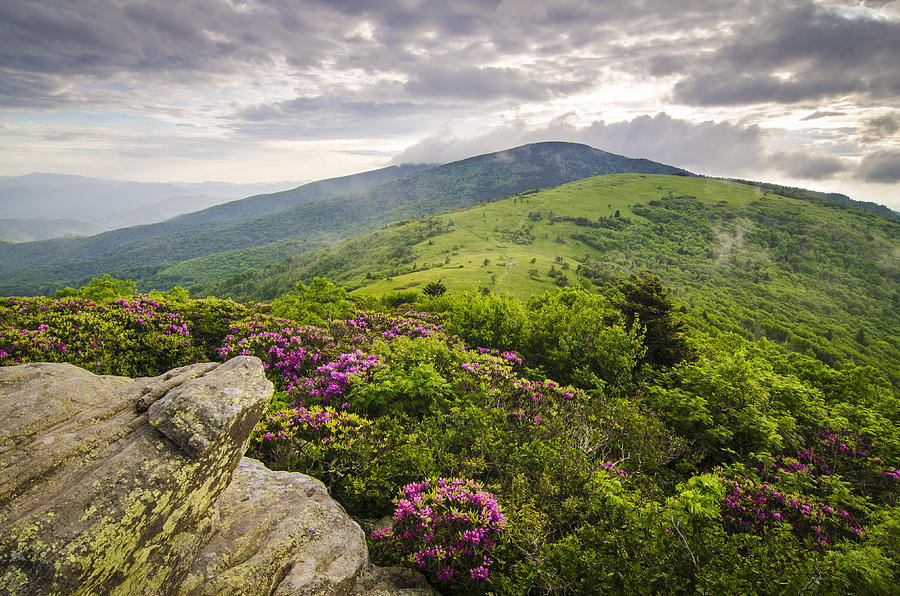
[474,346,523,365]
[218,316,334,393]
[334,310,446,344]
[456,354,587,425]
[0,325,67,364]
[298,350,385,408]
[114,297,192,346]
[248,405,371,470]
[719,474,863,547]
[598,461,630,479]
[372,478,506,583]
[0,296,199,375]
[768,427,899,503]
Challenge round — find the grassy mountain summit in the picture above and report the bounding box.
[0,142,691,295]
[205,173,899,387]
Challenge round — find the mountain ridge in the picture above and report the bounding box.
[0,142,692,294]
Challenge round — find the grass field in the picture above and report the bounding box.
[356,174,767,298]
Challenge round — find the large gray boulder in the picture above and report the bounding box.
[181,457,436,596]
[181,457,370,595]
[0,357,272,594]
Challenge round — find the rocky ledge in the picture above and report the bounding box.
[0,359,432,595]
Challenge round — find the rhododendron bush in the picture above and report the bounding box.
[371,478,506,585]
[2,282,898,594]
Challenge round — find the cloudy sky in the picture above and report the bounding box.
[1,0,899,208]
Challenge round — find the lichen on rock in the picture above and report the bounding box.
[0,357,273,594]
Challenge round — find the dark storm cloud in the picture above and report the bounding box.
[768,149,848,179]
[860,112,900,142]
[0,0,815,111]
[0,0,349,107]
[857,149,900,183]
[672,3,900,106]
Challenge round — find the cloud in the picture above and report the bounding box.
[393,113,767,175]
[0,0,354,108]
[800,111,847,121]
[767,149,848,179]
[860,112,900,142]
[857,149,900,183]
[672,3,900,105]
[228,96,463,139]
[3,0,897,121]
[404,65,590,101]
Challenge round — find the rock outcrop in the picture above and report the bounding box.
[0,357,272,594]
[181,457,369,595]
[0,358,434,596]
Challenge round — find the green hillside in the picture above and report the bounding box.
[205,174,899,386]
[0,164,428,294]
[0,143,690,295]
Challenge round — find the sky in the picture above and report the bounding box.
[1,0,899,209]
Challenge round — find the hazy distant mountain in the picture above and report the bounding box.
[0,174,306,233]
[98,195,238,229]
[166,163,432,228]
[0,142,691,294]
[0,218,106,243]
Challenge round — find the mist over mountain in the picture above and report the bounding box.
[0,174,306,240]
[0,218,106,243]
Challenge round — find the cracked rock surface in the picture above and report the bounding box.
[0,357,272,594]
[181,457,370,596]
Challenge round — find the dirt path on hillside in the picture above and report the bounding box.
[494,260,520,292]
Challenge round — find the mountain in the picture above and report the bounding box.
[724,178,900,221]
[0,143,690,294]
[203,173,899,387]
[0,164,432,294]
[0,174,306,233]
[97,195,235,229]
[0,218,106,243]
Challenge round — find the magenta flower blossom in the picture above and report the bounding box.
[372,477,505,583]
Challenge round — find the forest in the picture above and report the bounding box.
[2,273,897,594]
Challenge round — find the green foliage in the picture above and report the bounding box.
[55,274,135,302]
[0,295,205,376]
[212,174,897,392]
[422,278,447,297]
[435,291,530,352]
[524,288,644,391]
[423,287,644,392]
[271,276,353,326]
[3,268,899,594]
[352,337,456,418]
[615,270,695,368]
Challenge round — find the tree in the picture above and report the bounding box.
[423,279,447,297]
[616,271,695,368]
[55,274,135,302]
[271,277,352,326]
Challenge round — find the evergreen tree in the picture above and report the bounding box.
[423,279,447,297]
[616,271,695,368]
